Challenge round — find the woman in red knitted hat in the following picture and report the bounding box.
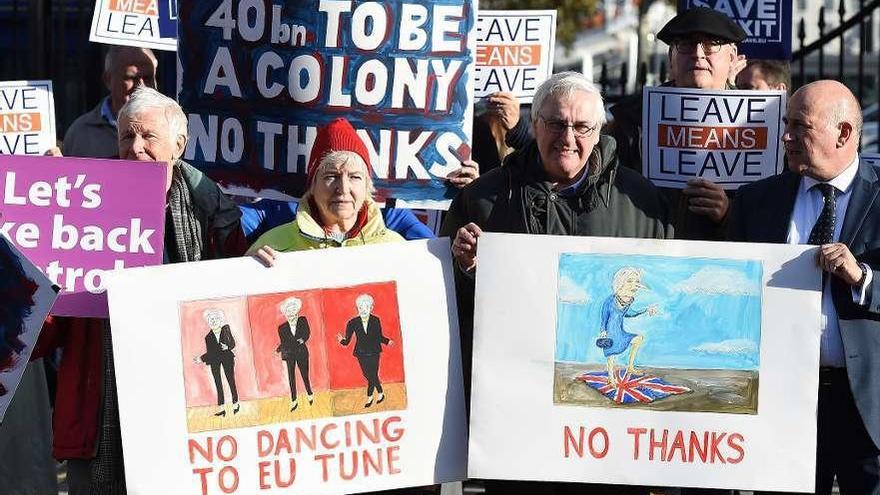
[248,117,403,257]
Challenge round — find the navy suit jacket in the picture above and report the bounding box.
[728,160,880,449]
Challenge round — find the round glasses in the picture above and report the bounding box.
[672,39,728,55]
[539,115,597,137]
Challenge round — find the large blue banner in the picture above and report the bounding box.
[677,0,793,60]
[179,0,475,205]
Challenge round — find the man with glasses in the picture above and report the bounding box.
[607,7,747,241]
[441,77,671,477]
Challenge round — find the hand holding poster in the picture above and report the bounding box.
[106,240,466,494]
[90,0,178,50]
[474,10,557,103]
[0,155,167,317]
[469,233,822,492]
[642,87,786,189]
[178,0,476,207]
[678,0,793,59]
[0,236,59,422]
[0,81,56,156]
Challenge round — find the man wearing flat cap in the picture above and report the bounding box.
[607,7,747,241]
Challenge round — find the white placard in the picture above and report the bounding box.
[642,87,786,189]
[469,233,821,492]
[474,10,557,103]
[90,0,177,51]
[106,240,466,494]
[0,81,56,155]
[0,236,58,421]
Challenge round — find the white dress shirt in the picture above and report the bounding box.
[786,155,872,367]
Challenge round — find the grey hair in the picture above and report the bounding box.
[279,297,303,316]
[612,267,644,293]
[530,71,606,126]
[104,46,157,73]
[118,86,188,143]
[303,150,375,200]
[355,294,374,309]
[203,308,226,324]
[827,96,863,138]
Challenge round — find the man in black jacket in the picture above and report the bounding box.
[337,294,393,408]
[441,70,673,495]
[607,7,747,240]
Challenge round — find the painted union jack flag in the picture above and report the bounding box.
[576,370,692,404]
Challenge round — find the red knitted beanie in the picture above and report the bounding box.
[307,118,373,185]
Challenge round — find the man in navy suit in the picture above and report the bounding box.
[337,294,393,408]
[729,80,880,494]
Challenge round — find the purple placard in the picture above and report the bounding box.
[0,155,167,317]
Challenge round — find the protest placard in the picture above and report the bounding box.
[0,236,59,422]
[474,10,556,103]
[178,0,476,208]
[105,239,467,494]
[642,87,785,189]
[468,233,821,491]
[157,0,178,38]
[0,155,166,318]
[90,0,178,51]
[678,0,793,59]
[0,81,56,156]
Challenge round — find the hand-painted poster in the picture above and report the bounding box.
[0,155,167,318]
[0,81,56,156]
[0,236,59,422]
[469,233,822,492]
[178,0,476,208]
[90,0,178,50]
[678,0,793,59]
[474,10,557,103]
[106,239,467,494]
[642,87,786,190]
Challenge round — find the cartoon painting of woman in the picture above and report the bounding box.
[596,267,658,386]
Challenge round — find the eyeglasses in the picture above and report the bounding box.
[539,115,597,137]
[672,39,728,55]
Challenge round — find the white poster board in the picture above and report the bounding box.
[642,87,786,189]
[0,81,56,155]
[106,240,466,494]
[474,10,557,103]
[0,236,59,422]
[90,0,177,51]
[469,233,821,492]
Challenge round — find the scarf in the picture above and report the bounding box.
[167,160,204,262]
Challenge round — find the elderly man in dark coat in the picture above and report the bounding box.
[607,7,747,240]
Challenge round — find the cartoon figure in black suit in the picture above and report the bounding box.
[194,309,239,416]
[275,297,313,411]
[337,294,393,408]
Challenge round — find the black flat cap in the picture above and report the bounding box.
[657,7,747,44]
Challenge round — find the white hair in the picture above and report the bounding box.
[104,46,157,73]
[118,86,188,143]
[612,267,644,293]
[304,150,375,199]
[355,294,374,309]
[202,308,226,324]
[279,297,302,316]
[531,71,606,126]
